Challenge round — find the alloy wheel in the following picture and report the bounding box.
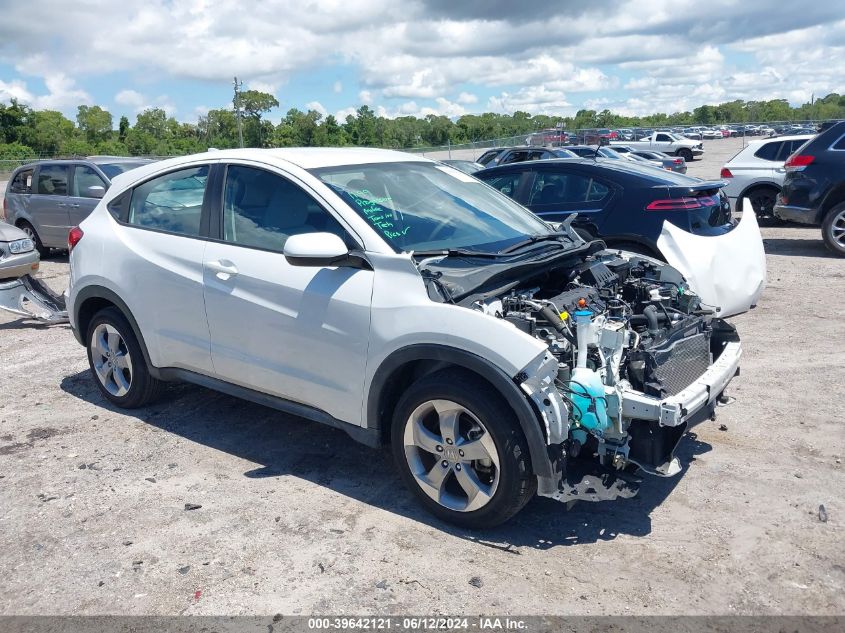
[403,399,500,512]
[829,208,845,250]
[90,323,133,397]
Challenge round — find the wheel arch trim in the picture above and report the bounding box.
[72,285,157,377]
[366,344,557,489]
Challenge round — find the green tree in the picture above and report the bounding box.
[76,105,113,144]
[237,90,279,147]
[20,110,75,155]
[118,115,130,142]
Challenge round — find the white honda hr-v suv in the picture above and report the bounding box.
[67,148,743,528]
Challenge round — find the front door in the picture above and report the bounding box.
[202,164,373,425]
[67,164,108,225]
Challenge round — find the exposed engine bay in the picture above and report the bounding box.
[420,242,741,503]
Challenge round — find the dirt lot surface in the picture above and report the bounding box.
[1,143,844,617]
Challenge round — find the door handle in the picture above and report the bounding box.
[206,259,239,279]
[57,202,68,207]
[68,203,80,208]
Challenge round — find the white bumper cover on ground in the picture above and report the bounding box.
[657,201,767,317]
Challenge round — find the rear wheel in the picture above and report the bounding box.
[17,221,49,257]
[822,203,845,256]
[390,369,535,528]
[745,186,779,220]
[86,307,164,408]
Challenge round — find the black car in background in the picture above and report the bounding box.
[476,146,576,167]
[774,121,845,255]
[476,158,732,256]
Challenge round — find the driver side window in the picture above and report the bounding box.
[222,165,349,252]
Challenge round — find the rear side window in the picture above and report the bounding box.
[753,141,783,161]
[36,165,69,195]
[484,173,522,198]
[528,173,609,206]
[128,166,208,236]
[10,169,33,194]
[477,150,501,166]
[72,165,107,197]
[222,165,348,252]
[500,151,529,164]
[831,135,845,151]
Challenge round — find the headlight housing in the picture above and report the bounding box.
[8,238,35,254]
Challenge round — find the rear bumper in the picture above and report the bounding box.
[773,203,822,225]
[621,342,742,427]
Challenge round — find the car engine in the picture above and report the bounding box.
[470,250,739,492]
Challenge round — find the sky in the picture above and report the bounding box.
[1,0,844,125]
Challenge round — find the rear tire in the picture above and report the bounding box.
[17,221,49,257]
[86,307,164,408]
[390,369,535,529]
[745,186,779,220]
[821,203,845,256]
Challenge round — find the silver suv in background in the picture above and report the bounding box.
[720,135,812,218]
[2,157,152,255]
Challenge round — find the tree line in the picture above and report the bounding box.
[2,91,844,160]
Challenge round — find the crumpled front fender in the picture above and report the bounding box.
[657,200,766,317]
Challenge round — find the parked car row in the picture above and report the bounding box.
[2,156,153,255]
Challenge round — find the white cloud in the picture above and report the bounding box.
[305,100,327,116]
[0,0,843,122]
[247,80,278,95]
[0,73,90,111]
[115,89,144,108]
[334,106,358,121]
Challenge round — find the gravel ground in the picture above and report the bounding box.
[0,143,843,616]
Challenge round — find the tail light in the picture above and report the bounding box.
[646,195,719,211]
[1,197,6,220]
[784,154,814,171]
[68,226,84,251]
[674,158,684,165]
[720,167,733,178]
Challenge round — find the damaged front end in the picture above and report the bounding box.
[491,251,741,504]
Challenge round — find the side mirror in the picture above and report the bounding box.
[86,185,106,199]
[283,232,350,267]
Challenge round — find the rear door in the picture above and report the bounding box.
[202,162,373,423]
[111,163,215,374]
[523,166,614,227]
[31,164,71,247]
[67,164,108,226]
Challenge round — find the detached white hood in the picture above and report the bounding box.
[657,200,767,317]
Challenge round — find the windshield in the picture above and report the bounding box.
[311,161,554,253]
[99,162,150,179]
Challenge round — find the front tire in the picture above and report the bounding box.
[822,203,845,256]
[390,369,535,529]
[86,307,164,408]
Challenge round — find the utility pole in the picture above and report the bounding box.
[233,76,244,148]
